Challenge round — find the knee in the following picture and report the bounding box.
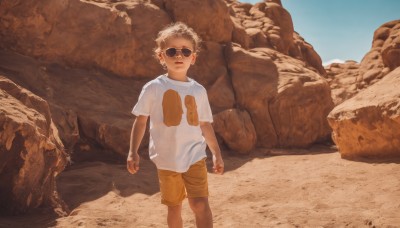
[189,198,210,214]
[168,204,182,215]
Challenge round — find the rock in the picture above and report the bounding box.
[246,28,269,48]
[227,0,325,75]
[328,67,400,159]
[231,19,251,49]
[207,74,236,114]
[164,0,233,43]
[269,51,333,148]
[0,76,68,214]
[266,0,282,6]
[360,20,400,81]
[213,109,257,154]
[78,114,132,158]
[0,0,171,78]
[254,2,293,54]
[381,21,400,70]
[189,42,235,113]
[325,61,361,105]
[295,40,326,76]
[226,45,333,148]
[226,45,279,147]
[49,105,79,152]
[246,2,293,54]
[0,0,332,156]
[0,50,142,160]
[325,20,400,105]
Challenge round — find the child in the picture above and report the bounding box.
[127,22,224,228]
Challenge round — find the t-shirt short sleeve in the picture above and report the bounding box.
[198,88,213,123]
[132,83,155,116]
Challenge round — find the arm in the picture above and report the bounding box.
[127,115,148,174]
[200,121,224,174]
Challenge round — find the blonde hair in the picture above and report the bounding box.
[154,22,202,55]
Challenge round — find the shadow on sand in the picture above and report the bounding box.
[2,143,398,227]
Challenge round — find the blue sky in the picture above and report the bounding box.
[240,0,400,65]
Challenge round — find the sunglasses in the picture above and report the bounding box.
[164,48,193,58]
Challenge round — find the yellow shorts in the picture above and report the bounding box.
[157,158,209,206]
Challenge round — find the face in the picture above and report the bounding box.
[158,37,196,75]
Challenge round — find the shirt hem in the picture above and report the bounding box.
[154,155,207,173]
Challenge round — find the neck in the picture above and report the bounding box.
[166,71,189,82]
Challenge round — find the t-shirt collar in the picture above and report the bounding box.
[162,74,194,87]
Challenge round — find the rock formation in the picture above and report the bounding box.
[226,45,332,148]
[327,20,400,158]
[325,20,400,106]
[0,0,170,78]
[0,50,143,159]
[213,109,257,154]
[325,61,360,106]
[0,0,333,155]
[328,67,400,159]
[227,0,326,75]
[0,76,68,214]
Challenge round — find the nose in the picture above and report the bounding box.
[175,50,183,58]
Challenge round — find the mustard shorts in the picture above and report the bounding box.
[157,158,209,206]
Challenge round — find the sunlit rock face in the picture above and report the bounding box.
[328,67,400,159]
[0,76,68,214]
[325,20,400,106]
[0,0,331,156]
[325,20,400,159]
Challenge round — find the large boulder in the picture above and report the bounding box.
[226,0,325,75]
[226,45,279,147]
[0,0,171,78]
[226,45,333,148]
[213,109,257,154]
[0,50,142,159]
[269,51,333,147]
[328,67,400,159]
[381,21,400,70]
[0,76,68,214]
[189,42,235,113]
[164,0,233,43]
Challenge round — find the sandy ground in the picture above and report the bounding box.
[1,146,400,228]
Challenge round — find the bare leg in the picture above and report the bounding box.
[188,197,213,228]
[167,204,183,228]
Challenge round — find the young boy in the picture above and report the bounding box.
[127,22,224,228]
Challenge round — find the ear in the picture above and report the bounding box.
[158,52,165,65]
[191,53,197,65]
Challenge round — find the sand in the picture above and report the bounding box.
[1,146,399,228]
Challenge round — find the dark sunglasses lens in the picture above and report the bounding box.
[181,48,192,57]
[165,48,177,57]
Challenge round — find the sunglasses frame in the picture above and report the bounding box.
[164,47,193,58]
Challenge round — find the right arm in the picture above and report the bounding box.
[127,115,148,174]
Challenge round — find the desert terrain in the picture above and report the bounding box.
[1,146,399,227]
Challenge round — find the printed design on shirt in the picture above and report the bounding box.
[185,95,199,126]
[162,89,183,126]
[162,89,199,127]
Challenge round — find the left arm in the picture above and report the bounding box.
[200,121,224,174]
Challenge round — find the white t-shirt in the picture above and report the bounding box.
[132,74,213,172]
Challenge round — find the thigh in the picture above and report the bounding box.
[182,158,209,198]
[157,169,186,206]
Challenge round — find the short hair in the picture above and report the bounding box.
[154,22,202,55]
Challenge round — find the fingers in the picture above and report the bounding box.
[213,164,224,175]
[127,159,140,174]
